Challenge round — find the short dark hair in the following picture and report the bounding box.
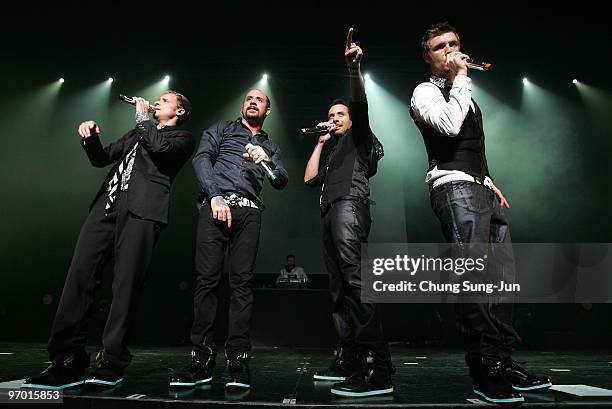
[165,90,191,124]
[420,21,460,55]
[327,99,350,118]
[287,254,295,260]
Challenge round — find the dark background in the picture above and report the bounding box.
[1,3,611,349]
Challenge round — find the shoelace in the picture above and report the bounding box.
[227,353,249,372]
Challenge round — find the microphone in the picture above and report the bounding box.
[118,94,157,113]
[466,58,492,71]
[261,161,277,181]
[245,143,277,181]
[300,124,336,134]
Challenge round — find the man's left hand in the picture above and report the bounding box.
[344,27,363,70]
[243,143,270,164]
[491,183,510,208]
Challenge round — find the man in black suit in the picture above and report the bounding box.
[23,91,195,389]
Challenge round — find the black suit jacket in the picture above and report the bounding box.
[82,120,195,225]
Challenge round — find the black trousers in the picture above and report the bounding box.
[322,198,389,364]
[48,193,161,369]
[430,181,521,359]
[190,204,261,359]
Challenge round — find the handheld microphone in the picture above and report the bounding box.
[466,58,492,71]
[119,94,157,113]
[261,161,277,181]
[245,143,277,181]
[300,124,336,134]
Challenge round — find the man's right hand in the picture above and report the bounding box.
[132,96,151,113]
[446,51,469,76]
[211,196,232,228]
[317,122,334,144]
[78,120,100,138]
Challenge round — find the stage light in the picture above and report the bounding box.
[59,78,65,83]
[365,73,371,82]
[262,73,268,81]
[572,79,578,84]
[164,75,170,81]
[107,77,113,83]
[522,77,529,84]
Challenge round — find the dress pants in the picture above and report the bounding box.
[430,181,521,359]
[190,203,261,359]
[48,192,161,369]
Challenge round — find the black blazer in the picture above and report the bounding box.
[82,120,195,225]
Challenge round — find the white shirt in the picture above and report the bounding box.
[276,266,309,285]
[410,75,492,189]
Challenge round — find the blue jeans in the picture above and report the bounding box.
[430,181,521,359]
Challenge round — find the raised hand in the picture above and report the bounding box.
[344,27,363,70]
[316,121,334,143]
[77,120,100,138]
[132,96,151,113]
[446,51,470,75]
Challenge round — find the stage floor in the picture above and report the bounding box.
[1,343,612,407]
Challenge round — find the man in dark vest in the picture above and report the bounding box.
[410,22,551,405]
[304,28,391,398]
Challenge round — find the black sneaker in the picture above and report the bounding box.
[85,355,124,387]
[330,350,393,398]
[503,359,552,391]
[467,356,524,406]
[225,352,250,389]
[22,351,90,389]
[169,348,215,388]
[314,347,360,381]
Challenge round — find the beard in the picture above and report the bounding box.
[243,108,261,121]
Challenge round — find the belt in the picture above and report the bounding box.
[201,193,259,209]
[431,174,494,190]
[222,193,259,209]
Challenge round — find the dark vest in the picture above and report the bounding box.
[320,128,368,208]
[411,85,490,179]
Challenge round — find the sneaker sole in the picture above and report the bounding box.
[330,387,393,397]
[225,381,250,389]
[21,380,85,389]
[169,378,212,387]
[313,374,346,381]
[513,382,553,391]
[85,378,124,386]
[474,389,525,404]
